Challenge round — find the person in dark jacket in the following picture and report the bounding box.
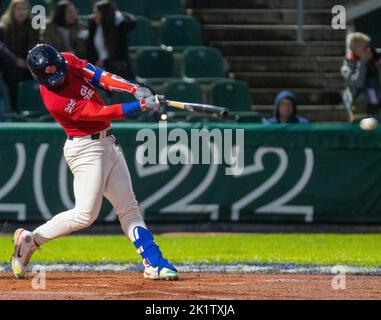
[86,0,136,81]
[42,0,88,57]
[0,40,17,121]
[265,90,310,124]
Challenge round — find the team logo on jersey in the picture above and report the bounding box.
[65,99,77,114]
[45,65,57,74]
[80,85,95,100]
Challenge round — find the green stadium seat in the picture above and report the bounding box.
[17,80,47,117]
[211,80,253,112]
[70,0,94,15]
[136,48,176,82]
[108,91,138,104]
[163,80,203,104]
[183,47,226,81]
[113,0,128,14]
[50,0,94,15]
[115,0,145,15]
[162,80,204,119]
[160,15,203,51]
[128,16,157,49]
[144,0,184,19]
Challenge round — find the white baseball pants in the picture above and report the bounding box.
[33,128,147,245]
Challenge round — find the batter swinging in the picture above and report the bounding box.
[11,44,178,280]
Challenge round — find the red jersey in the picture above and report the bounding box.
[40,53,110,136]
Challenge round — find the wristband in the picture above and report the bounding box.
[122,101,142,116]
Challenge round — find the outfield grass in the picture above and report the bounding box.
[0,233,380,266]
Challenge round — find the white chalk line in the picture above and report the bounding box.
[0,290,231,300]
[1,262,380,275]
[0,290,180,297]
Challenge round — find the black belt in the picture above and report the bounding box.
[68,129,112,140]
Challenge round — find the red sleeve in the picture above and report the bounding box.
[66,99,125,122]
[61,52,88,70]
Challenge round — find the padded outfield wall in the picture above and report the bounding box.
[1,122,381,224]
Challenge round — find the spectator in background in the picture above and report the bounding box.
[0,0,39,111]
[341,32,381,121]
[264,90,309,124]
[42,0,88,58]
[0,40,17,121]
[87,0,136,81]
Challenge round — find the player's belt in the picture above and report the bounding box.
[67,129,112,140]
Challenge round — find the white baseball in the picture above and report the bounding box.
[359,118,378,131]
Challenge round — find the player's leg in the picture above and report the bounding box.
[32,167,104,244]
[103,147,178,280]
[12,142,106,278]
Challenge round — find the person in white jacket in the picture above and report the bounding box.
[341,32,381,120]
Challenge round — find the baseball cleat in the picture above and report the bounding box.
[143,258,179,280]
[11,228,38,279]
[158,267,179,280]
[133,227,179,280]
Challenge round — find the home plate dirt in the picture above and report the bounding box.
[0,273,380,300]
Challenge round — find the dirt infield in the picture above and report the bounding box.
[0,272,380,300]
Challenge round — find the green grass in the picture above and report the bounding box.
[0,234,380,266]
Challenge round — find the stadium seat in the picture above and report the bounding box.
[160,15,203,50]
[108,91,138,104]
[183,47,226,81]
[17,80,47,117]
[211,80,253,111]
[49,0,92,15]
[128,16,157,49]
[136,48,176,82]
[116,0,145,15]
[70,0,94,15]
[144,0,184,19]
[163,80,203,104]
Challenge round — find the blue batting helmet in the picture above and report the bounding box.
[27,44,67,87]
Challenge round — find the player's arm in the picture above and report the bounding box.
[68,95,161,122]
[82,63,155,100]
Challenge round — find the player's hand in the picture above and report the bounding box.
[134,84,156,100]
[140,95,164,112]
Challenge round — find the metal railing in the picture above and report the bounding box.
[297,0,304,43]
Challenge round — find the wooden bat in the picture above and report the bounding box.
[160,98,230,119]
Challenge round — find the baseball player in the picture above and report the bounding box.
[11,43,178,280]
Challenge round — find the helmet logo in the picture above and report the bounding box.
[45,65,57,74]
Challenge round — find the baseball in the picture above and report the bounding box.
[360,118,378,131]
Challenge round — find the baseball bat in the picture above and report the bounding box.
[160,98,230,119]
